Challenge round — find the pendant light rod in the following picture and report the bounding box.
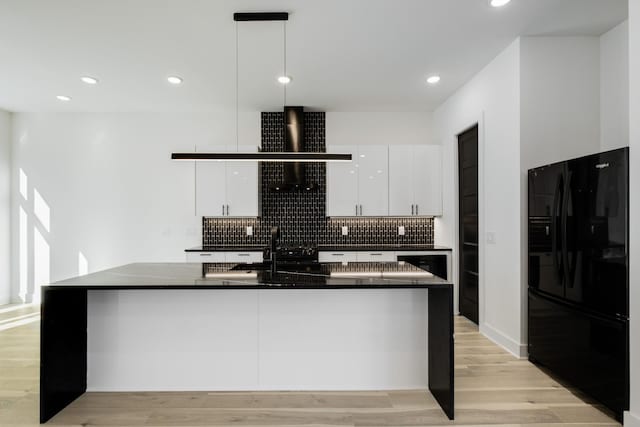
[233,12,288,22]
[171,10,353,164]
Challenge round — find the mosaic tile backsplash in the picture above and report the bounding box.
[203,111,434,247]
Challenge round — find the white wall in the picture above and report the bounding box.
[432,39,523,356]
[326,112,433,146]
[626,1,639,426]
[10,112,259,302]
[520,37,601,170]
[601,21,630,151]
[0,110,10,305]
[9,111,432,303]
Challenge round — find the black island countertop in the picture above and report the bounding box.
[185,244,452,252]
[46,262,451,290]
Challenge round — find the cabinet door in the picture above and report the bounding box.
[195,145,227,217]
[225,145,259,217]
[326,145,359,216]
[388,145,414,216]
[413,145,442,216]
[318,252,358,263]
[186,252,226,262]
[356,251,396,262]
[224,252,263,263]
[357,146,389,216]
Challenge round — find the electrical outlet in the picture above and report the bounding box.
[341,226,349,236]
[246,226,253,236]
[486,231,496,244]
[398,226,405,236]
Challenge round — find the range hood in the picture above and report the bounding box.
[271,106,319,191]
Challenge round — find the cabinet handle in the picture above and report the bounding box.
[222,204,225,215]
[238,253,250,257]
[332,253,345,256]
[200,253,212,257]
[411,204,414,215]
[371,253,383,256]
[416,205,419,215]
[356,205,358,216]
[226,205,230,216]
[359,205,363,215]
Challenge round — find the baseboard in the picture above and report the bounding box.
[480,322,527,358]
[625,411,640,427]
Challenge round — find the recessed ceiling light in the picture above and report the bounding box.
[427,75,441,85]
[167,76,183,85]
[81,76,98,85]
[490,0,511,7]
[277,75,292,84]
[56,95,71,101]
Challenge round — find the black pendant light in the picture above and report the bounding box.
[171,12,352,163]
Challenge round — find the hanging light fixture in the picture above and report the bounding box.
[171,12,352,163]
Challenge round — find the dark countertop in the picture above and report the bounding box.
[47,262,451,290]
[185,245,452,252]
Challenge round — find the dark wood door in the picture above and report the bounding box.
[458,125,479,324]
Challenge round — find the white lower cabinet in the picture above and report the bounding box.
[318,252,359,263]
[186,252,226,263]
[318,251,395,262]
[224,251,263,263]
[186,251,263,263]
[356,251,396,262]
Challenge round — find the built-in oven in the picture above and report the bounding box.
[397,254,448,280]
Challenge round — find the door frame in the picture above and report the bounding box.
[452,114,486,327]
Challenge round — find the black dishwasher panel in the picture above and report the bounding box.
[397,255,447,280]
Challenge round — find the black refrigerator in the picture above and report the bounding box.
[528,147,629,420]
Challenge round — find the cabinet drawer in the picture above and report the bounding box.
[356,251,396,262]
[318,252,358,263]
[186,252,226,262]
[224,252,263,263]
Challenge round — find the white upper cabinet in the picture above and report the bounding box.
[388,145,442,216]
[195,145,227,217]
[326,145,359,216]
[357,146,389,216]
[195,145,258,217]
[388,145,414,216]
[412,145,442,216]
[326,145,389,217]
[224,145,259,217]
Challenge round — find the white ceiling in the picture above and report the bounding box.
[0,0,627,113]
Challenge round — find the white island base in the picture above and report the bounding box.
[87,289,429,391]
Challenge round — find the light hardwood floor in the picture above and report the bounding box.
[0,304,620,426]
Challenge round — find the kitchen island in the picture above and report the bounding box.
[40,262,454,422]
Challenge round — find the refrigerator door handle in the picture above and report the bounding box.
[562,171,573,288]
[551,175,564,284]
